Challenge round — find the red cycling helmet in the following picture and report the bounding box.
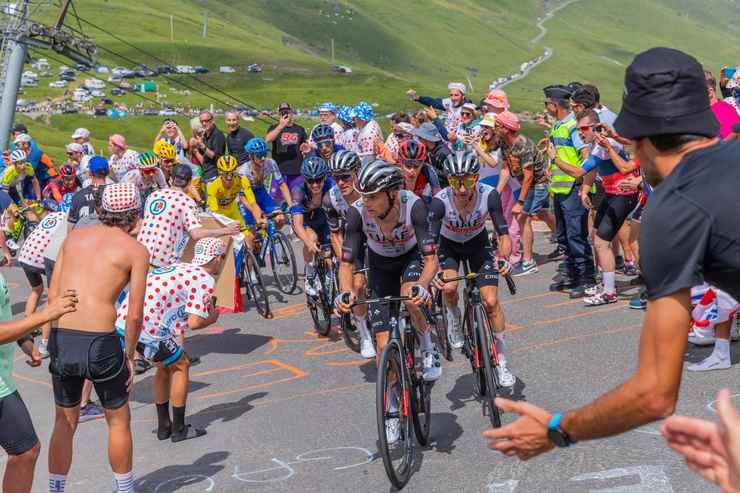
[398,139,428,164]
[59,164,75,177]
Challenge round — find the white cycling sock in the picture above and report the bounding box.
[388,385,399,413]
[353,314,371,340]
[305,263,316,278]
[420,331,433,352]
[495,334,508,366]
[712,338,731,361]
[448,306,461,324]
[113,471,134,493]
[49,474,66,493]
[603,271,616,294]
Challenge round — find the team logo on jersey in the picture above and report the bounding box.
[41,216,58,230]
[400,194,408,204]
[149,198,167,216]
[194,243,205,255]
[152,265,176,275]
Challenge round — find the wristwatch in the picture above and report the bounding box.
[547,413,576,448]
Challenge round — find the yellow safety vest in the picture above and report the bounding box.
[548,115,583,195]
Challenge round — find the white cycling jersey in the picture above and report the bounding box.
[353,190,419,257]
[435,183,497,243]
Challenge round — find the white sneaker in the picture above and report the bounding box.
[687,355,731,372]
[304,277,317,297]
[360,337,376,359]
[422,347,442,382]
[688,332,716,346]
[497,363,516,388]
[38,339,49,359]
[446,312,464,349]
[584,283,604,297]
[385,417,400,444]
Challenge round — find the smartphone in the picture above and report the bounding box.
[725,67,737,79]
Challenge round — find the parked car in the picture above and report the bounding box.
[194,66,209,74]
[143,108,159,116]
[90,90,105,98]
[75,63,91,71]
[110,88,124,96]
[156,65,174,74]
[247,63,262,73]
[332,65,352,73]
[102,98,114,105]
[62,106,78,114]
[159,107,177,116]
[121,70,136,79]
[219,66,235,73]
[49,80,67,88]
[94,106,107,116]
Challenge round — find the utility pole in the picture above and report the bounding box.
[0,0,30,151]
[170,14,174,42]
[330,38,335,65]
[202,10,208,38]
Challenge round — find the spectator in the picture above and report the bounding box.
[352,101,383,163]
[482,89,510,115]
[410,107,449,141]
[336,105,358,152]
[583,84,617,127]
[188,118,205,167]
[2,150,40,204]
[570,87,597,117]
[705,69,740,139]
[11,132,56,190]
[71,128,95,156]
[407,81,470,135]
[265,102,307,189]
[108,134,139,182]
[192,110,226,184]
[154,119,189,164]
[384,114,414,162]
[311,102,344,145]
[224,110,254,165]
[450,103,481,151]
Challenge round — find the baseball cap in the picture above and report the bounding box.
[12,123,28,134]
[411,122,442,142]
[461,102,478,112]
[13,133,32,144]
[88,156,110,176]
[479,113,496,129]
[171,164,193,187]
[278,102,292,113]
[614,47,719,140]
[72,127,90,139]
[101,183,141,213]
[485,89,509,109]
[109,134,127,150]
[496,111,520,132]
[65,143,84,153]
[191,237,226,266]
[543,85,573,101]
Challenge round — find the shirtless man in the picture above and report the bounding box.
[47,183,149,493]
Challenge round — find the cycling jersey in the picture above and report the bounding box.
[428,184,508,244]
[342,190,434,260]
[42,177,81,203]
[291,178,334,245]
[340,128,359,153]
[237,158,286,203]
[206,175,256,211]
[18,212,66,269]
[581,140,639,196]
[402,166,441,204]
[322,184,353,232]
[1,164,34,190]
[356,120,383,159]
[122,168,168,197]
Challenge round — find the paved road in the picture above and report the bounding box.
[3,232,734,492]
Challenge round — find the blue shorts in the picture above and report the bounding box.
[303,209,330,246]
[240,187,279,225]
[522,185,550,215]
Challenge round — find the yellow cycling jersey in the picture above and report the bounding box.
[206,175,256,212]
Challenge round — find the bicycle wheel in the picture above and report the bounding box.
[268,231,298,294]
[242,249,272,319]
[408,334,431,446]
[341,313,361,353]
[464,306,486,398]
[431,289,452,361]
[309,264,332,336]
[474,305,502,428]
[376,341,414,489]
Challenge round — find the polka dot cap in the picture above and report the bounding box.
[191,237,226,266]
[102,182,141,213]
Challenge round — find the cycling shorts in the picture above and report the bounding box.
[366,246,424,333]
[19,262,46,288]
[303,208,330,246]
[437,231,498,288]
[594,193,639,242]
[0,391,38,456]
[240,187,279,226]
[48,328,130,410]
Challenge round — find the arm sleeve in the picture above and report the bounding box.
[290,185,305,215]
[322,193,341,232]
[416,96,446,110]
[184,202,202,232]
[581,155,597,173]
[239,177,256,204]
[486,190,509,235]
[340,207,363,264]
[432,118,449,141]
[410,199,435,256]
[570,126,587,152]
[213,131,227,156]
[41,154,57,177]
[427,197,445,242]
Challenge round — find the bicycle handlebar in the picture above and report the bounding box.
[341,286,420,308]
[436,270,517,296]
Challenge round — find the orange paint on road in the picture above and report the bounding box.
[512,324,641,355]
[194,359,307,401]
[270,303,308,320]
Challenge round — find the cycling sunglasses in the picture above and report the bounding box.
[306,177,324,185]
[448,175,478,189]
[333,173,353,183]
[142,168,158,176]
[401,159,424,168]
[317,140,334,148]
[250,152,267,159]
[220,172,236,179]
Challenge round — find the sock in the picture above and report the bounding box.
[305,263,315,279]
[353,314,371,340]
[156,401,171,433]
[495,335,508,366]
[113,472,134,493]
[420,331,433,352]
[172,405,186,434]
[49,474,66,493]
[388,384,399,412]
[713,338,731,361]
[449,306,461,323]
[603,271,616,294]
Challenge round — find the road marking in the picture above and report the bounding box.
[511,324,641,355]
[501,291,563,306]
[193,359,307,401]
[507,303,628,332]
[271,303,307,319]
[12,372,52,388]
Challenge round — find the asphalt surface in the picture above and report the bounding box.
[3,231,735,492]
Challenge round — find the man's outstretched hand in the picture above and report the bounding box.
[483,398,554,461]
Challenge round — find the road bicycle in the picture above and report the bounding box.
[252,211,298,295]
[307,244,337,336]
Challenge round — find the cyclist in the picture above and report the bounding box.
[206,155,264,251]
[322,150,373,358]
[302,123,344,161]
[154,139,179,183]
[398,139,441,204]
[42,165,81,204]
[290,156,334,297]
[335,160,441,382]
[427,151,516,386]
[2,150,41,205]
[123,151,168,204]
[239,138,292,228]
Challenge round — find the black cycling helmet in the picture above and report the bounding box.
[356,159,403,195]
[311,123,335,144]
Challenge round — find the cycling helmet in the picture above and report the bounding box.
[328,150,361,174]
[41,198,60,212]
[153,140,177,160]
[300,156,328,179]
[311,123,335,144]
[398,139,428,163]
[356,160,403,195]
[337,105,353,124]
[9,149,26,163]
[444,150,480,177]
[58,164,75,178]
[353,101,374,121]
[318,102,337,113]
[138,151,159,169]
[245,137,268,156]
[216,155,238,173]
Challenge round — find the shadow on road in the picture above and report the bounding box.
[131,377,211,405]
[133,451,229,493]
[427,412,464,454]
[684,341,740,365]
[188,328,271,358]
[359,359,377,383]
[190,392,268,431]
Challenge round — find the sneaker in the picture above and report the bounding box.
[79,403,104,423]
[133,358,152,375]
[584,283,604,297]
[304,277,318,297]
[629,292,647,310]
[38,339,50,359]
[445,312,464,349]
[547,246,566,261]
[511,260,538,277]
[422,347,442,381]
[385,417,400,444]
[569,281,597,299]
[549,277,578,292]
[622,262,639,277]
[583,290,618,306]
[360,337,376,359]
[688,333,716,346]
[497,363,516,388]
[687,355,731,372]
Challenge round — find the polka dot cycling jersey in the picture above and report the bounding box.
[18,212,67,269]
[116,263,215,339]
[137,188,203,268]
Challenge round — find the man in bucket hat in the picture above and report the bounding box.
[482,47,740,472]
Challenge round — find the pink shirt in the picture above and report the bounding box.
[711,100,740,138]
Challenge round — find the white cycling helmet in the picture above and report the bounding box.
[9,149,27,163]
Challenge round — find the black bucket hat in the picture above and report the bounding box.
[614,47,719,139]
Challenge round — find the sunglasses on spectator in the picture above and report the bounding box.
[317,140,334,148]
[142,168,158,176]
[306,177,324,185]
[577,124,594,132]
[333,173,353,183]
[448,175,478,189]
[461,111,474,117]
[220,172,236,179]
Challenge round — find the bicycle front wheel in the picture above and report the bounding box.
[269,231,298,294]
[474,305,502,428]
[431,289,452,361]
[377,341,414,489]
[242,249,272,319]
[341,313,361,352]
